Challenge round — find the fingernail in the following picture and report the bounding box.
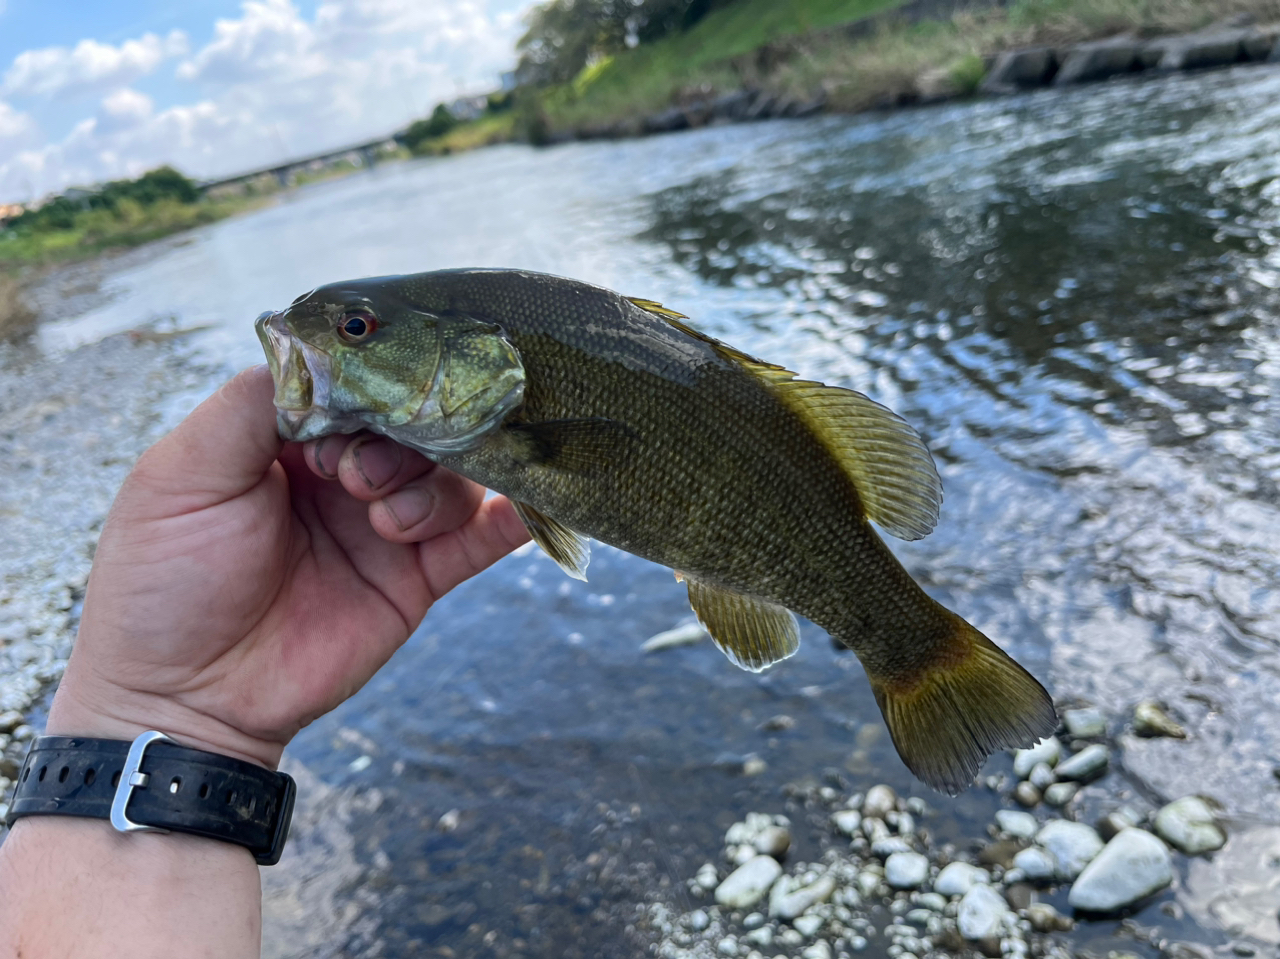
[382,487,433,532]
[313,436,340,479]
[352,437,402,490]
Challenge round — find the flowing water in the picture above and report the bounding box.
[5,64,1280,957]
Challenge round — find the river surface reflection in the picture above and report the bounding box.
[14,63,1280,958]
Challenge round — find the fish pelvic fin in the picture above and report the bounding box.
[864,616,1057,795]
[512,500,590,581]
[686,576,800,672]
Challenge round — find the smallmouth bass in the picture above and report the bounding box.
[256,268,1056,793]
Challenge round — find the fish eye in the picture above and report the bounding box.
[338,310,378,343]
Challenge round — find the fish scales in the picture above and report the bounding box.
[257,268,1056,792]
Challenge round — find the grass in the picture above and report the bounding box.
[411,112,519,155]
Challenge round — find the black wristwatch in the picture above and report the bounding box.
[4,731,295,866]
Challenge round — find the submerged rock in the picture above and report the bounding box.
[957,884,1012,939]
[934,861,989,897]
[1043,782,1078,807]
[1012,846,1057,883]
[831,809,862,836]
[995,809,1039,840]
[715,855,782,909]
[1133,701,1187,738]
[1062,706,1107,739]
[884,851,929,889]
[1013,737,1062,778]
[1036,820,1104,879]
[753,825,792,858]
[862,784,897,818]
[1068,827,1173,912]
[770,872,836,919]
[1055,744,1109,782]
[1026,902,1073,932]
[1154,796,1226,854]
[1014,781,1042,807]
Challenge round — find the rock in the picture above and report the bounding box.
[885,851,929,889]
[863,784,897,818]
[1055,744,1109,782]
[980,46,1059,93]
[0,711,23,734]
[977,838,1021,868]
[1133,701,1187,738]
[1014,781,1042,807]
[862,816,889,841]
[872,836,913,857]
[801,942,833,959]
[769,872,836,919]
[641,621,706,652]
[754,825,792,858]
[716,936,737,956]
[10,724,33,742]
[934,861,990,897]
[742,756,768,776]
[995,809,1039,839]
[643,107,689,135]
[743,912,764,929]
[1013,737,1062,778]
[715,855,783,909]
[1029,762,1057,790]
[1062,706,1106,738]
[1097,805,1144,841]
[1154,796,1226,854]
[832,809,862,836]
[1043,782,1078,807]
[1026,902,1073,932]
[1156,29,1248,70]
[1036,820,1104,879]
[707,90,752,123]
[1054,37,1142,85]
[957,884,1013,939]
[854,869,881,898]
[917,891,947,912]
[1012,846,1057,882]
[793,913,824,937]
[696,862,719,888]
[758,714,796,732]
[1068,827,1173,913]
[685,909,710,931]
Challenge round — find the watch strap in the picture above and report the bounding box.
[4,734,295,866]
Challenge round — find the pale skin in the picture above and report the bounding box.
[0,366,530,959]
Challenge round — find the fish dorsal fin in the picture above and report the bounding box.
[513,500,589,581]
[684,576,800,672]
[626,297,788,371]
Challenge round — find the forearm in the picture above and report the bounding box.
[0,817,261,959]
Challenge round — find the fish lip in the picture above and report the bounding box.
[254,308,337,440]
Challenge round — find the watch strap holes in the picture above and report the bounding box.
[111,769,121,788]
[37,765,46,782]
[198,782,209,799]
[84,767,96,786]
[58,766,69,783]
[169,776,182,794]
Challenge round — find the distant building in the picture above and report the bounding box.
[0,202,25,225]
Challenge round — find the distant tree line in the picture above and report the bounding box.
[516,0,741,86]
[7,166,199,233]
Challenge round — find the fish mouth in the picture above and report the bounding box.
[255,310,341,441]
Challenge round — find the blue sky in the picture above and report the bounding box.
[0,0,538,203]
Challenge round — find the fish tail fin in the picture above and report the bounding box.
[864,616,1057,795]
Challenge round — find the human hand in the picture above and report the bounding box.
[47,365,529,768]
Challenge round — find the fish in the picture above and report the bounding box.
[256,268,1056,793]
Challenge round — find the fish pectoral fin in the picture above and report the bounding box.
[685,577,800,673]
[506,418,638,474]
[512,500,590,581]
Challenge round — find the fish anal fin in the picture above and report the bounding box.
[512,500,589,581]
[507,417,638,474]
[685,577,800,673]
[865,616,1057,795]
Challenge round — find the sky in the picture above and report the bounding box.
[0,0,539,204]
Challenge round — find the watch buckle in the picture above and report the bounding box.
[110,730,174,835]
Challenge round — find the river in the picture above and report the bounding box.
[3,63,1278,958]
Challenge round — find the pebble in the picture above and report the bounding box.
[1098,805,1144,841]
[1063,706,1106,738]
[742,756,768,776]
[686,910,710,932]
[1012,737,1062,778]
[770,872,836,920]
[995,810,1039,839]
[640,621,706,652]
[905,908,935,925]
[715,855,783,909]
[753,825,792,858]
[831,809,862,835]
[1014,781,1042,807]
[863,784,897,818]
[1133,701,1187,738]
[717,936,738,955]
[957,884,1012,939]
[1025,902,1072,932]
[1154,796,1226,854]
[934,861,989,897]
[793,913,824,937]
[10,724,33,742]
[1011,846,1057,882]
[0,711,23,734]
[849,935,869,951]
[1043,782,1078,807]
[872,836,912,857]
[1054,743,1109,782]
[696,863,719,888]
[1028,762,1057,790]
[855,869,881,898]
[1036,820,1103,879]
[916,892,947,912]
[884,851,929,889]
[801,942,832,959]
[744,926,772,946]
[1068,827,1173,913]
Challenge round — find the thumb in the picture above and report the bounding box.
[123,365,285,515]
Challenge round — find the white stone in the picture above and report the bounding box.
[957,884,1012,939]
[793,913,824,937]
[1068,828,1173,913]
[855,869,881,898]
[1054,744,1109,781]
[685,909,710,931]
[916,892,947,912]
[1063,706,1105,738]
[641,621,706,652]
[801,942,833,959]
[1154,796,1226,854]
[1043,782,1078,807]
[885,852,929,889]
[770,873,836,919]
[1028,762,1057,789]
[753,825,791,858]
[1012,846,1056,882]
[872,837,912,857]
[715,855,783,909]
[1035,820,1103,879]
[717,936,738,955]
[933,861,990,897]
[994,810,1039,839]
[863,784,897,818]
[832,809,862,836]
[1012,737,1062,778]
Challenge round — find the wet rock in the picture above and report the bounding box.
[696,862,720,889]
[753,825,792,858]
[1043,782,1078,807]
[1026,902,1073,932]
[1154,796,1226,854]
[1013,737,1061,778]
[716,936,737,955]
[917,891,947,912]
[758,714,796,732]
[715,855,783,909]
[1012,846,1057,883]
[742,756,768,776]
[0,711,23,734]
[957,884,1013,939]
[1068,827,1172,912]
[1155,29,1249,70]
[980,46,1059,93]
[793,913,824,937]
[872,836,913,857]
[885,851,929,889]
[1133,702,1187,738]
[643,107,690,135]
[801,942,832,959]
[685,909,710,931]
[1029,762,1057,790]
[935,861,990,897]
[1063,707,1106,739]
[1014,782,1042,807]
[995,809,1039,840]
[707,90,752,123]
[769,872,835,919]
[1036,820,1103,879]
[1097,805,1144,841]
[1055,744,1109,782]
[863,784,897,818]
[977,839,1021,869]
[641,621,706,652]
[1054,37,1141,85]
[832,809,862,836]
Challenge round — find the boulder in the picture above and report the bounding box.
[980,47,1059,93]
[1054,37,1142,85]
[1068,828,1173,913]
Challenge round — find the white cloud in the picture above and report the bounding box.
[177,0,319,84]
[96,88,154,134]
[0,100,36,143]
[2,30,188,99]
